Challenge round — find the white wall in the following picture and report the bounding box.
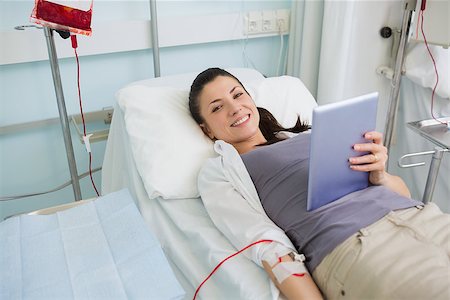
[0,0,291,219]
[317,0,406,132]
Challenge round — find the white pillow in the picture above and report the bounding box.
[405,43,450,99]
[117,76,317,200]
[253,76,317,126]
[117,86,215,199]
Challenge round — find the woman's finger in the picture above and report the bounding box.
[353,142,387,156]
[364,131,383,145]
[349,153,381,165]
[349,162,384,172]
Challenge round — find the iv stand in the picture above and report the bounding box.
[383,0,416,156]
[149,0,161,77]
[43,27,82,201]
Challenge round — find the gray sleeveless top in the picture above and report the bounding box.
[241,133,421,271]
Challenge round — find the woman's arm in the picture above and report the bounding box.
[349,131,411,198]
[199,156,324,298]
[262,255,323,300]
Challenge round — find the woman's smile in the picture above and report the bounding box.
[231,114,250,127]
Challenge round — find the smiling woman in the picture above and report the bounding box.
[188,68,322,299]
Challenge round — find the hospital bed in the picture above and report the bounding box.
[101,68,318,299]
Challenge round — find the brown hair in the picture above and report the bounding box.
[189,67,309,145]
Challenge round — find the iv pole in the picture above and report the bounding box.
[43,27,82,201]
[37,1,159,201]
[383,0,416,156]
[149,0,161,77]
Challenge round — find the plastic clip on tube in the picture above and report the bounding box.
[421,0,427,11]
[82,133,93,153]
[71,34,78,48]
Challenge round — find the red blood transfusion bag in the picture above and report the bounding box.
[30,0,93,36]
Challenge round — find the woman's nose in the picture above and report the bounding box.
[229,104,241,116]
[227,100,241,116]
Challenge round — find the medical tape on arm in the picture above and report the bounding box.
[272,252,308,284]
[261,242,309,284]
[263,242,292,267]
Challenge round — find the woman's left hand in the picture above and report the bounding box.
[349,131,388,186]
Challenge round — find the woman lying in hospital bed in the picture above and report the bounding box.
[189,68,450,299]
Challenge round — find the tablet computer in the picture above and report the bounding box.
[307,92,378,211]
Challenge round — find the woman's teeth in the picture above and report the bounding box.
[232,115,249,127]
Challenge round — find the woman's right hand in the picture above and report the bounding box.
[349,131,388,186]
[349,131,411,198]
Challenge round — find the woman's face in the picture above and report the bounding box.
[198,76,264,148]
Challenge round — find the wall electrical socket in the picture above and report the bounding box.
[245,11,262,34]
[276,9,290,33]
[244,9,290,35]
[103,106,114,124]
[262,10,276,32]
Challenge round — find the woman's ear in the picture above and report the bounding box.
[200,123,215,140]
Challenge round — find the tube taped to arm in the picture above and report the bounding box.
[272,252,308,284]
[261,242,293,267]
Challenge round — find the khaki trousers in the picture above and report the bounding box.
[313,203,450,300]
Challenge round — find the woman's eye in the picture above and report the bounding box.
[212,105,222,113]
[234,92,243,99]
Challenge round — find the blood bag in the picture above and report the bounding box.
[30,0,93,36]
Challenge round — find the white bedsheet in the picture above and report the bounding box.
[102,69,284,299]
